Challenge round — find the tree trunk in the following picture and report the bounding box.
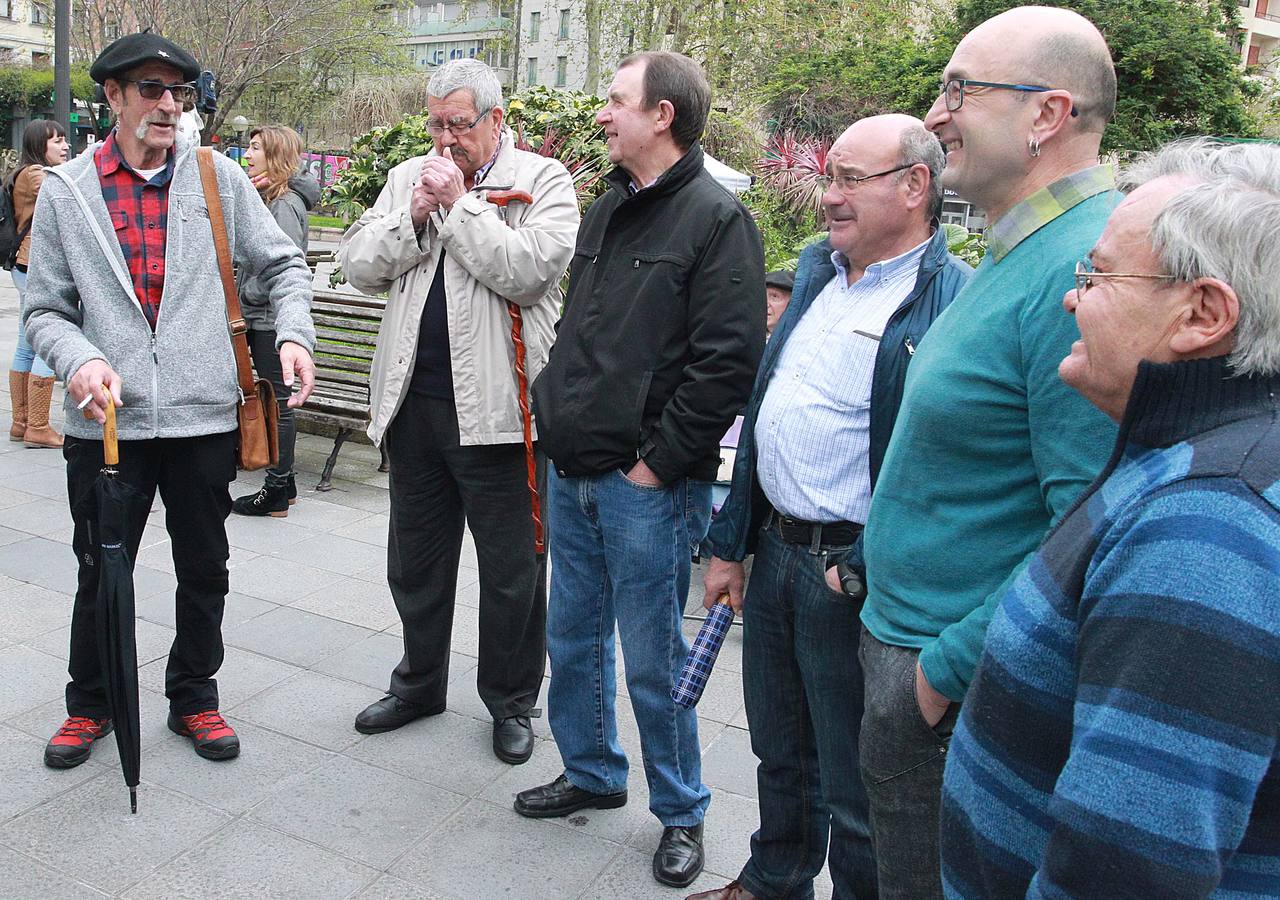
[584,0,602,93]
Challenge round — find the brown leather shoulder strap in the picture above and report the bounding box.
[197,147,255,401]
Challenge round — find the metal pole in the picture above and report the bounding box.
[53,0,70,134]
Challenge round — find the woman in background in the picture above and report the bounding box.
[8,119,68,449]
[232,124,320,517]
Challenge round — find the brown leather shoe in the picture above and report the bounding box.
[686,881,757,900]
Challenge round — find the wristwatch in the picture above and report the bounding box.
[834,559,867,601]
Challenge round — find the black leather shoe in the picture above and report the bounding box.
[354,694,444,734]
[653,823,704,887]
[514,773,628,818]
[493,715,535,764]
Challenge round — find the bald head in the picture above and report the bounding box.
[961,6,1115,133]
[834,114,944,221]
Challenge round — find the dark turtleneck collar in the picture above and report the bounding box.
[1120,355,1280,449]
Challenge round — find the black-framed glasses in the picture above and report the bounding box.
[941,78,1078,116]
[121,79,198,107]
[425,110,490,137]
[1074,260,1176,302]
[817,162,916,194]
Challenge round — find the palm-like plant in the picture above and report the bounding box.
[757,132,831,226]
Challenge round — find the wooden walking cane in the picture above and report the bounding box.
[484,189,544,555]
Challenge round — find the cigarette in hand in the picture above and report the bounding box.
[76,394,93,410]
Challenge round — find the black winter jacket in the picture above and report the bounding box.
[531,144,765,483]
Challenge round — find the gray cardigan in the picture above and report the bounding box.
[22,136,315,441]
[239,172,320,327]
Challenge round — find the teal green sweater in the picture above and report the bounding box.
[861,183,1119,702]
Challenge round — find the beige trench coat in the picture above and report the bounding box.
[339,130,579,446]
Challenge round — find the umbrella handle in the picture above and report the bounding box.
[102,389,118,466]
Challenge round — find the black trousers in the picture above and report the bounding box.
[64,431,236,717]
[246,326,297,486]
[384,391,546,719]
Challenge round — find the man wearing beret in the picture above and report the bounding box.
[23,33,316,768]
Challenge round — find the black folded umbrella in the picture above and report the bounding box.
[73,398,147,813]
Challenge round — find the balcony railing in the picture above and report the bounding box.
[1259,10,1280,21]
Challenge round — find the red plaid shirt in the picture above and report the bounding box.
[95,132,174,329]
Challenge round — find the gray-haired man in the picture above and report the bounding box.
[339,59,579,763]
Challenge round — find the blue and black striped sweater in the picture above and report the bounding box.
[940,356,1280,898]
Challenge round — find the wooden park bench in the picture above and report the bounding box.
[298,287,388,491]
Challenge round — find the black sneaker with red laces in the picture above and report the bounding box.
[44,716,113,769]
[167,710,240,760]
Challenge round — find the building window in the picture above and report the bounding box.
[31,50,49,66]
[0,0,14,18]
[528,11,540,41]
[103,22,121,40]
[526,57,537,86]
[30,2,48,25]
[558,9,570,38]
[555,56,567,87]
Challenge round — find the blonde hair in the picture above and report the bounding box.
[248,125,303,203]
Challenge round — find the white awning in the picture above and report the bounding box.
[703,153,753,194]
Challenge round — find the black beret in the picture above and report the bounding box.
[764,270,795,292]
[90,32,200,84]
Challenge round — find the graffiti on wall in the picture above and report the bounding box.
[303,153,351,189]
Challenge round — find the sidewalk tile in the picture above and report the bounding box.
[355,874,450,899]
[136,645,301,711]
[12,463,74,501]
[0,775,231,895]
[0,485,40,510]
[310,631,407,690]
[275,497,374,532]
[292,575,399,630]
[0,498,71,539]
[270,531,387,576]
[0,845,107,899]
[0,723,102,820]
[0,582,71,644]
[141,718,332,814]
[222,604,371,666]
[0,536,79,585]
[346,710,508,796]
[231,670,376,752]
[122,820,377,900]
[0,646,70,719]
[330,512,389,547]
[392,798,622,899]
[226,556,341,605]
[699,726,758,801]
[224,515,316,555]
[577,847,730,899]
[251,756,466,869]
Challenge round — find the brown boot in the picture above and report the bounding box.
[8,370,26,441]
[23,374,63,449]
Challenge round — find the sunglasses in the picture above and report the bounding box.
[120,79,198,108]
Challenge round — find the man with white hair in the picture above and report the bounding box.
[339,59,579,763]
[857,7,1122,896]
[940,137,1280,898]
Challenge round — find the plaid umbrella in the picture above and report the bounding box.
[671,600,736,709]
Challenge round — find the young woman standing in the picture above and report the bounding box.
[231,124,320,516]
[8,119,69,449]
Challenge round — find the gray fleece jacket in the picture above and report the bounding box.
[23,135,316,441]
[238,172,320,328]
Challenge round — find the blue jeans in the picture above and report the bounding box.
[545,466,712,826]
[11,270,54,378]
[738,525,878,900]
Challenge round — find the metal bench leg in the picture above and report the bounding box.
[378,442,389,473]
[316,428,350,492]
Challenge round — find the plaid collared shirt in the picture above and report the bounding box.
[986,164,1115,263]
[94,131,175,329]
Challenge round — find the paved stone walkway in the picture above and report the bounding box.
[0,276,831,898]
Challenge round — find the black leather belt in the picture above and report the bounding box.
[768,512,862,547]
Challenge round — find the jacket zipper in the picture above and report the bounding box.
[904,336,915,356]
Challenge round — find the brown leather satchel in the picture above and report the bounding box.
[196,147,278,471]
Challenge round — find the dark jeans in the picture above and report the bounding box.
[384,391,547,719]
[738,525,877,900]
[246,326,296,487]
[64,431,236,717]
[857,627,959,900]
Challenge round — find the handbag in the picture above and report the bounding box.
[196,147,279,471]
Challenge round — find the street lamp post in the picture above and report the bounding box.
[231,115,249,162]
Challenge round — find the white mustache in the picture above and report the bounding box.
[135,114,179,141]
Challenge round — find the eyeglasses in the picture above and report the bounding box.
[1074,260,1177,302]
[940,78,1078,116]
[817,162,916,194]
[121,79,198,107]
[425,110,490,137]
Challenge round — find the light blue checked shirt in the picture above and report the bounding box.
[755,237,929,524]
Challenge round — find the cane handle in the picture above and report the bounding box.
[102,388,118,466]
